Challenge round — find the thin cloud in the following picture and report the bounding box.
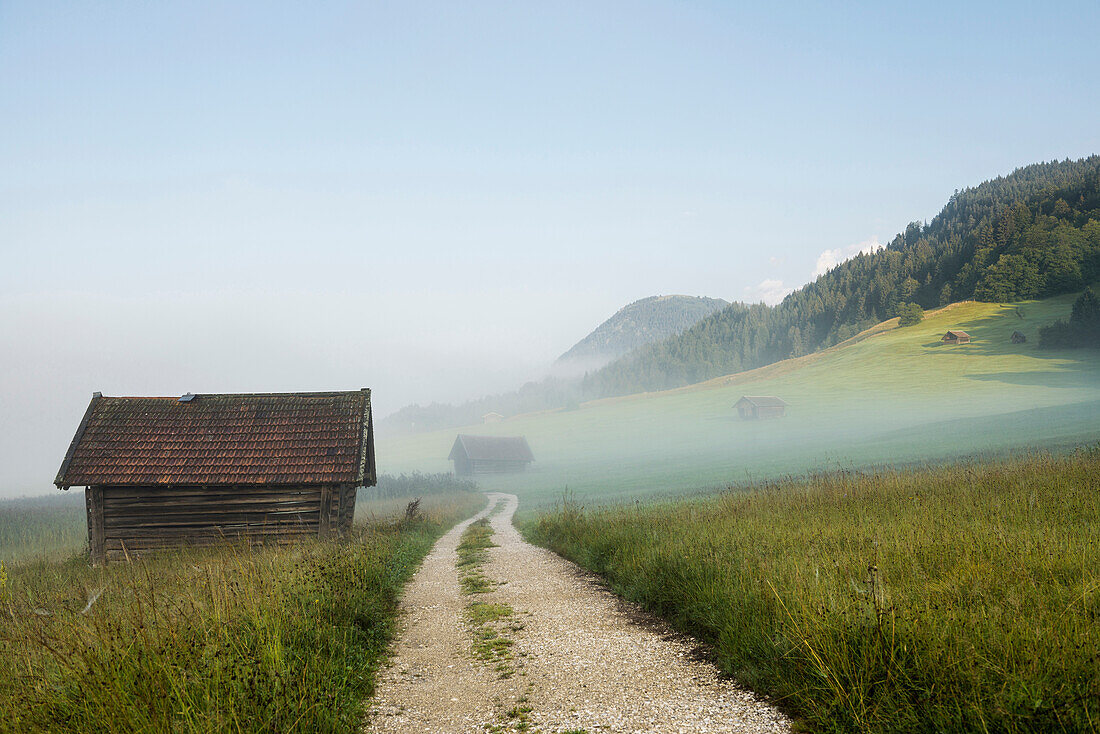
[744,278,793,306]
[813,238,884,278]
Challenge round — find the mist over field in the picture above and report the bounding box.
[2,2,1099,501]
[381,295,1100,507]
[3,5,1100,733]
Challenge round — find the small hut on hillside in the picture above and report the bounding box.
[482,412,504,424]
[734,396,788,420]
[941,330,971,344]
[449,435,534,475]
[1011,330,1027,344]
[55,390,376,564]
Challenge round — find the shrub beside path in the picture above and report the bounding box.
[367,492,790,733]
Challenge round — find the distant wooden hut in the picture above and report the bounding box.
[482,411,504,424]
[734,396,788,420]
[55,390,376,564]
[1011,330,1027,344]
[449,435,534,475]
[941,330,972,344]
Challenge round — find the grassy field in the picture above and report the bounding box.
[0,492,88,564]
[380,292,1100,506]
[0,491,483,734]
[523,450,1100,733]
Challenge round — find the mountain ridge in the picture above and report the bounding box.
[379,292,729,434]
[555,294,729,373]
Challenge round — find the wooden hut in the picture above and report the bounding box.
[734,396,788,420]
[449,435,534,475]
[1011,330,1027,344]
[941,330,971,344]
[482,412,504,424]
[55,390,376,564]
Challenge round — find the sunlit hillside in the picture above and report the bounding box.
[379,290,1100,505]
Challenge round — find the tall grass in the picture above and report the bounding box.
[524,452,1100,733]
[360,472,478,499]
[0,491,482,733]
[0,492,87,564]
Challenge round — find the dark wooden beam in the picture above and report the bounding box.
[86,486,105,565]
[318,485,333,539]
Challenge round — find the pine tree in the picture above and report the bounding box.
[898,303,925,327]
[1070,287,1100,326]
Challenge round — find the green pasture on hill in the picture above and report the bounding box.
[379,292,1100,506]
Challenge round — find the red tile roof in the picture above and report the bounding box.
[55,390,374,488]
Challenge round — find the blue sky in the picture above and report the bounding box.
[1,1,1098,494]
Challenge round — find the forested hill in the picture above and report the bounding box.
[584,156,1100,397]
[556,295,728,371]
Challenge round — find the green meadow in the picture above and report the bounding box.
[0,491,482,734]
[524,450,1100,732]
[0,492,87,565]
[380,292,1100,505]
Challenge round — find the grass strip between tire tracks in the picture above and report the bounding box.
[457,517,524,679]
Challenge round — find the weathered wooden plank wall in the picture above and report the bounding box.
[97,485,325,562]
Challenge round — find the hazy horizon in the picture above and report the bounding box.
[3,1,1099,497]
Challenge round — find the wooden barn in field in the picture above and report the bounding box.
[449,434,534,476]
[734,395,788,420]
[941,330,972,344]
[54,389,376,564]
[1012,330,1027,344]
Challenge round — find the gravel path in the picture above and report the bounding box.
[367,492,791,734]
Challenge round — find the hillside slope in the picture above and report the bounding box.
[379,289,1100,505]
[380,293,727,434]
[583,156,1100,398]
[556,295,729,372]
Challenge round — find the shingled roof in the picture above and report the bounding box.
[448,435,535,463]
[55,390,375,488]
[734,395,789,408]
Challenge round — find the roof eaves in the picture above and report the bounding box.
[355,388,376,486]
[447,435,466,461]
[55,392,102,489]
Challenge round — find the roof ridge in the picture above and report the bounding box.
[101,389,368,400]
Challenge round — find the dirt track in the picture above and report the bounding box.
[367,492,790,733]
